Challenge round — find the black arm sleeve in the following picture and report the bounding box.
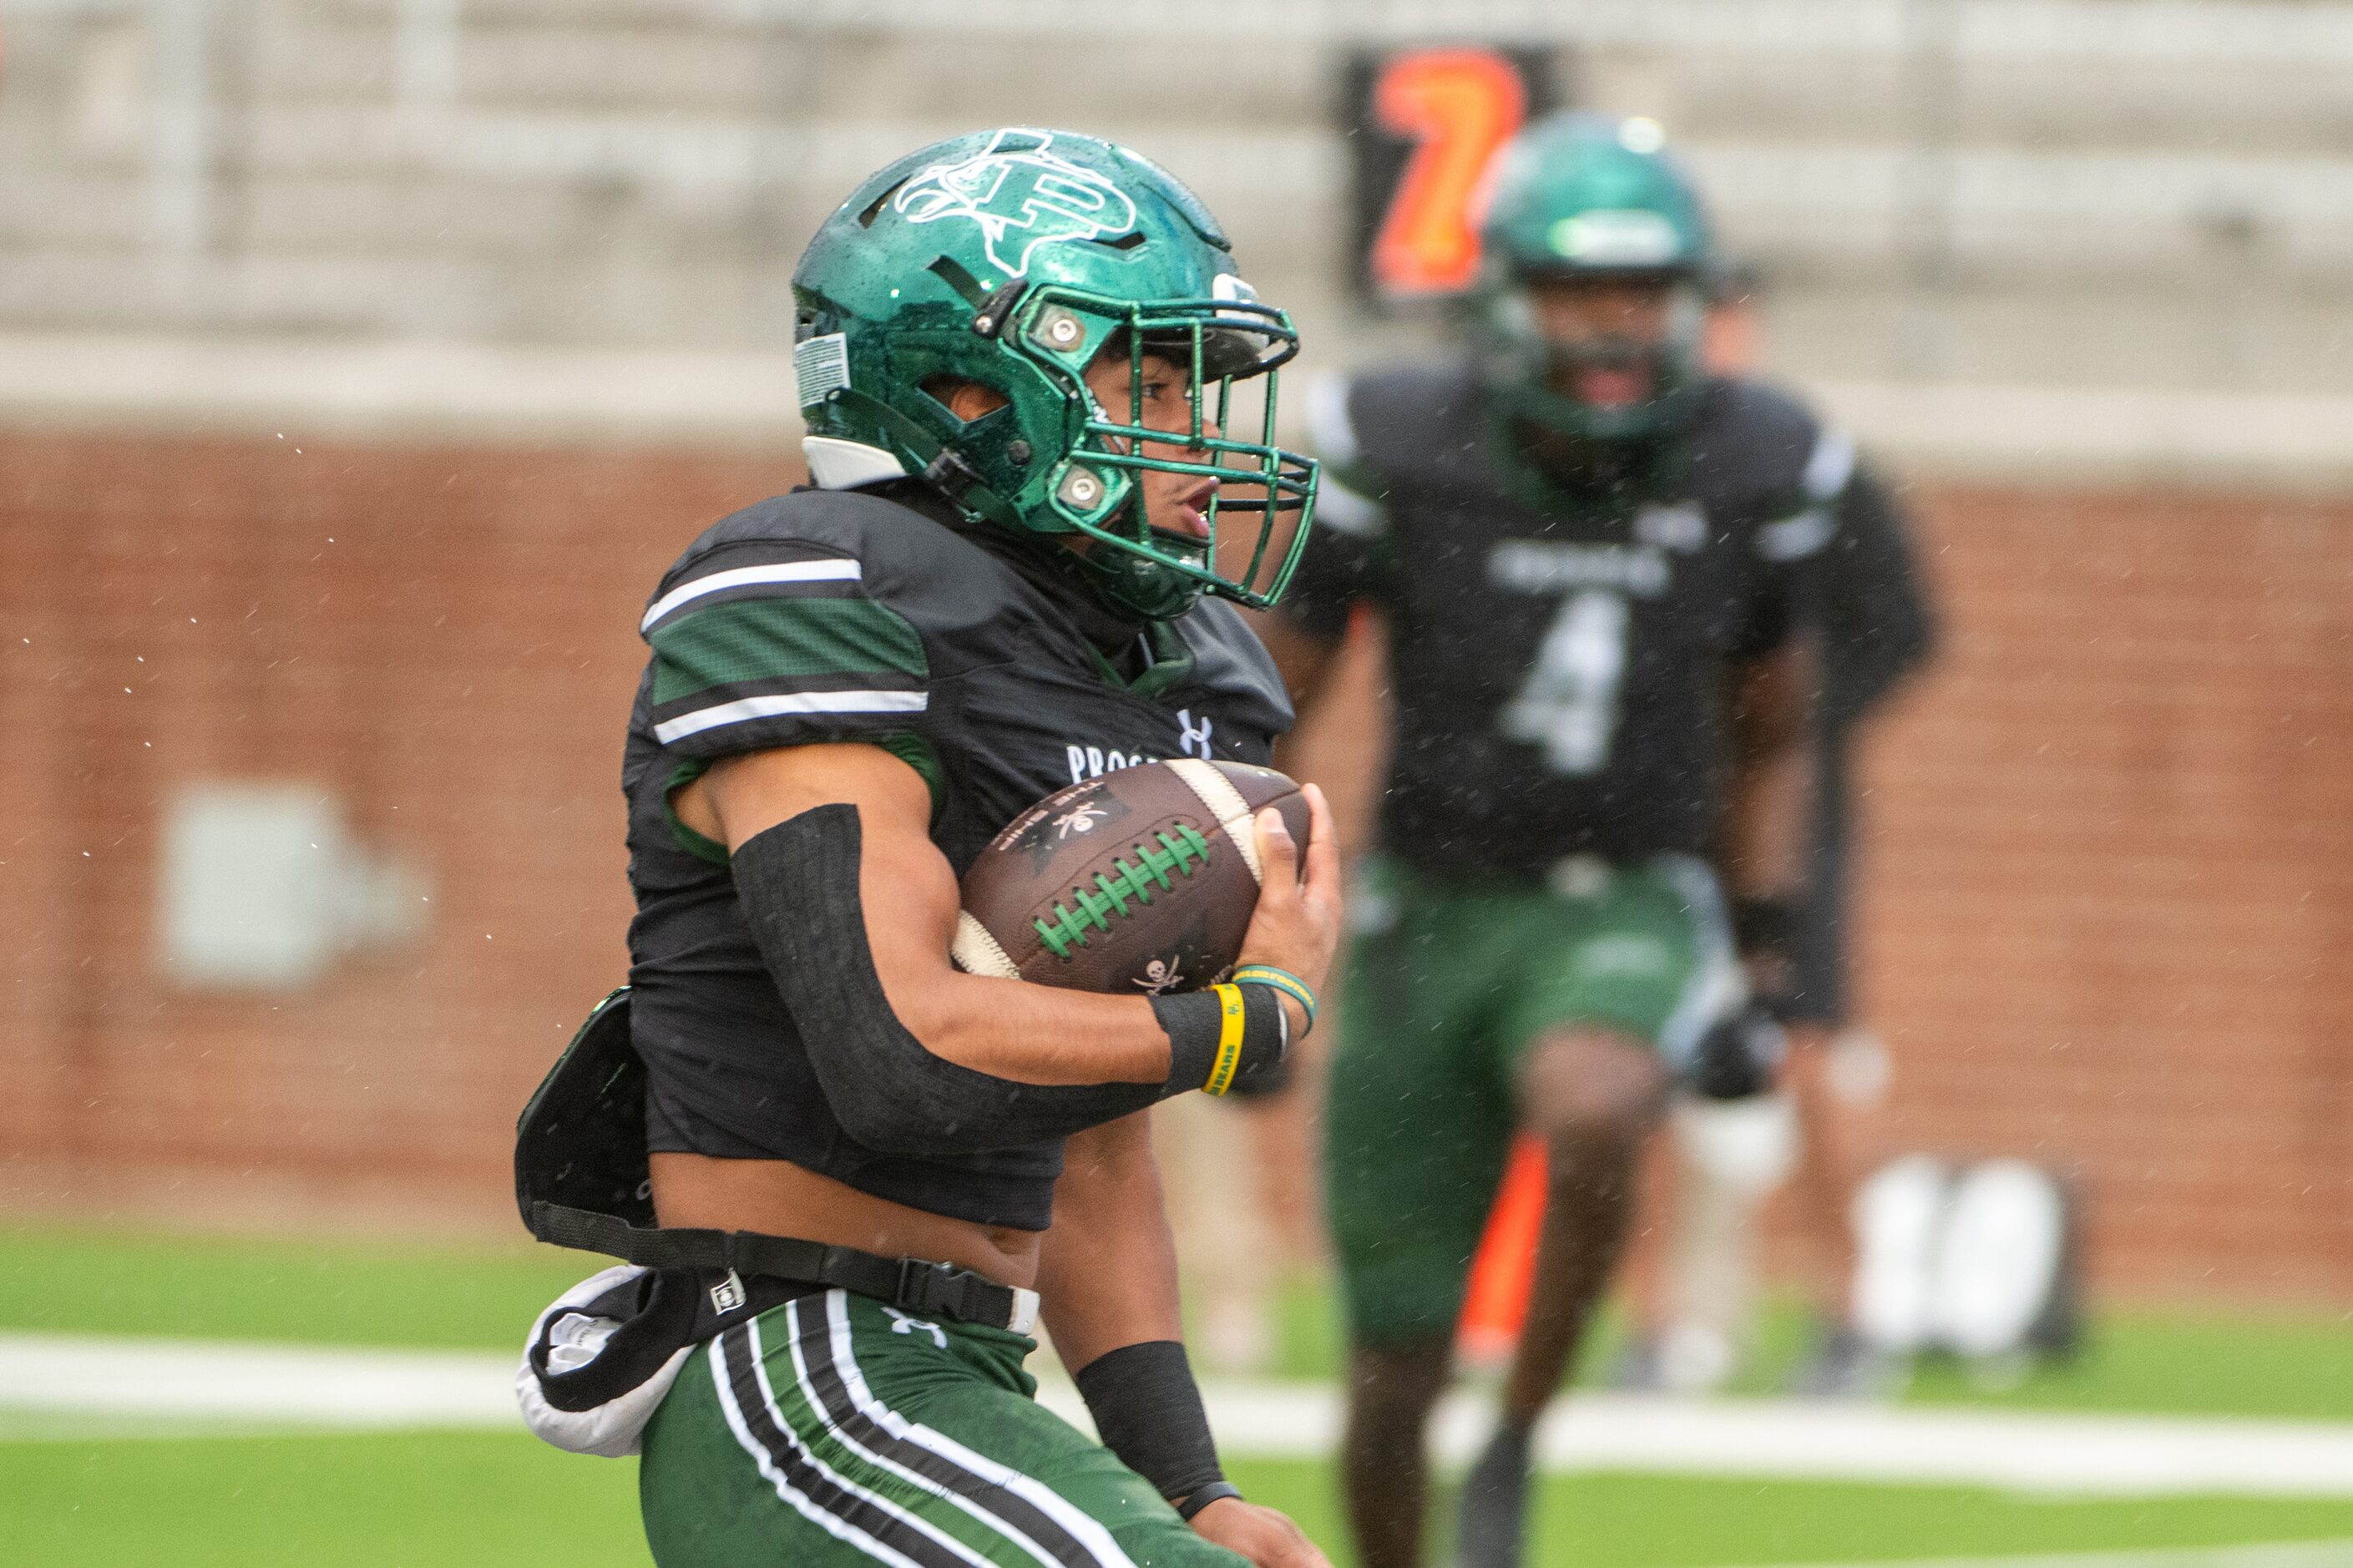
[1819,462,1936,730]
[1788,463,1940,1025]
[731,805,1175,1154]
[1074,1340,1224,1500]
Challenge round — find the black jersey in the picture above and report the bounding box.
[1283,362,1852,878]
[623,483,1292,1232]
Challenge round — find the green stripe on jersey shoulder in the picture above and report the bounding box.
[650,594,928,706]
[662,759,729,865]
[660,735,944,865]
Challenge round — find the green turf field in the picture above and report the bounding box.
[1262,1275,2353,1424]
[9,1434,2353,1568]
[8,1225,2345,1423]
[8,1225,2353,1567]
[0,1226,598,1351]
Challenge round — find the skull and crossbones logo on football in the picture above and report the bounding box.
[1054,803,1108,838]
[1131,957,1182,994]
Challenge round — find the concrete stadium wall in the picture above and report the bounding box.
[7,0,2353,419]
[5,430,2349,1299]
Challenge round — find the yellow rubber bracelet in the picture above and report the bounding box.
[1203,984,1247,1096]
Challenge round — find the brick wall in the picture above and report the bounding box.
[5,431,2349,1297]
[1856,485,2353,1297]
[0,431,786,1227]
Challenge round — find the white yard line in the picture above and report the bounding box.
[5,1332,2353,1500]
[0,1333,519,1430]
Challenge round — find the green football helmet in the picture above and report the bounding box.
[793,128,1318,621]
[1470,113,1713,450]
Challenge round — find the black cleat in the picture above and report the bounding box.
[1455,1419,1535,1568]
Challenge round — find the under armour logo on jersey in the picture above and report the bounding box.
[894,129,1141,278]
[1177,709,1214,761]
[884,1308,948,1349]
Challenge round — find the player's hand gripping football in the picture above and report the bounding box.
[1187,1495,1334,1568]
[1234,781,1343,1035]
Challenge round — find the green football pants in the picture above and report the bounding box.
[1323,854,1738,1346]
[639,1287,1243,1568]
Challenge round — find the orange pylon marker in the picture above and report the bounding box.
[1455,1133,1548,1366]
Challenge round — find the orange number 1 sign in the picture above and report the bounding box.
[1369,49,1530,297]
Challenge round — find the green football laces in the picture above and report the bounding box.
[1033,824,1213,960]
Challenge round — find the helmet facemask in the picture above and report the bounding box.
[1475,269,1708,448]
[1001,283,1318,620]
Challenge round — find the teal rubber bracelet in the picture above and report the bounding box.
[1230,964,1317,1032]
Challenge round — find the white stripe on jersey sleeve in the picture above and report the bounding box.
[1303,372,1361,466]
[1314,479,1386,539]
[1758,508,1837,562]
[1302,372,1390,539]
[1803,429,1857,501]
[652,689,928,745]
[1754,428,1858,563]
[640,559,863,634]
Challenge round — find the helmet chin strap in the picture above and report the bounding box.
[826,387,1202,620]
[824,387,1027,534]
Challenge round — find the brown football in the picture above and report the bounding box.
[954,760,1309,994]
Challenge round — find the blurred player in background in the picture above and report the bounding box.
[1611,257,1937,1398]
[1257,113,1913,1568]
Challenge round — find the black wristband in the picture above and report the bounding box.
[1150,991,1222,1093]
[1176,1480,1245,1521]
[1228,983,1290,1095]
[1731,894,1799,959]
[1071,1340,1223,1501]
[1150,986,1288,1097]
[1686,1002,1788,1100]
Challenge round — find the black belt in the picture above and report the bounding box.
[527,1200,1040,1334]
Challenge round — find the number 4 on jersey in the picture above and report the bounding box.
[1500,589,1630,775]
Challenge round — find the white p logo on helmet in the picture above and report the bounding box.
[895,129,1141,278]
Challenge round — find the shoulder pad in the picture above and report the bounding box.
[639,489,1027,761]
[1169,598,1294,740]
[660,488,991,586]
[1318,361,1482,496]
[650,488,1027,638]
[1690,377,1854,507]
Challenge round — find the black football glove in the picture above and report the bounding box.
[1685,1000,1788,1100]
